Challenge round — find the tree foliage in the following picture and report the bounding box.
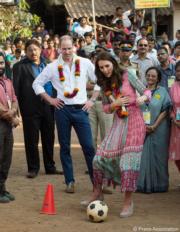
[0,0,40,41]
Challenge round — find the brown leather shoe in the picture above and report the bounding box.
[26,172,37,178]
[65,182,75,193]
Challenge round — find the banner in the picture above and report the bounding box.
[135,0,170,9]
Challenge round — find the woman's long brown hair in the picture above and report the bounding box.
[95,52,123,92]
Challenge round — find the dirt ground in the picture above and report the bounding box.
[0,125,180,232]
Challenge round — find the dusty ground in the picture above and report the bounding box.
[0,125,180,232]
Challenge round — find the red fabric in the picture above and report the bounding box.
[42,48,58,62]
[0,77,17,109]
[169,82,180,161]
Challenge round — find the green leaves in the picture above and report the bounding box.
[19,0,30,10]
[18,27,32,38]
[0,0,40,41]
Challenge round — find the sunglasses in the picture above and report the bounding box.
[138,44,148,47]
[121,48,132,52]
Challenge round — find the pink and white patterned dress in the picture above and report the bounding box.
[169,81,180,161]
[93,71,147,192]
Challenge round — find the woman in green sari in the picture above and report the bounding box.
[137,67,172,193]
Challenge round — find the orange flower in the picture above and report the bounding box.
[121,110,129,117]
[60,77,65,81]
[75,71,80,76]
[64,92,69,97]
[74,88,79,93]
[58,65,63,71]
[75,59,80,65]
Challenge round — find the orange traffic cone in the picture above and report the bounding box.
[41,184,56,215]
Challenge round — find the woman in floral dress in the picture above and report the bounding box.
[81,52,151,217]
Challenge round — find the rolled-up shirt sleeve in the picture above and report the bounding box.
[11,83,17,102]
[86,59,96,83]
[32,64,52,95]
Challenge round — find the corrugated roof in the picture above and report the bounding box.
[64,0,133,18]
[48,0,173,18]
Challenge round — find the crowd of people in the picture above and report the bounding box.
[0,6,180,219]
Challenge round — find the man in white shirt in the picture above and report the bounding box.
[112,7,132,28]
[33,35,96,193]
[74,17,92,37]
[131,38,159,84]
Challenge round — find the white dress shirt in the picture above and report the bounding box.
[74,25,92,37]
[32,54,96,105]
[148,49,157,60]
[112,10,132,28]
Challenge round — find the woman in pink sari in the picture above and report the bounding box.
[169,61,180,172]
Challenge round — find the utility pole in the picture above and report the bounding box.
[151,8,156,39]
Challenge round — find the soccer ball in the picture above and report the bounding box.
[87,200,108,222]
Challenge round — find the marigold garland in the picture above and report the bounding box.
[74,59,80,77]
[58,59,80,98]
[105,84,128,118]
[64,88,79,98]
[58,65,65,81]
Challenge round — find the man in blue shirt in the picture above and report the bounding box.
[31,58,53,96]
[157,47,176,91]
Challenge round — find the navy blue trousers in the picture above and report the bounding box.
[55,105,95,185]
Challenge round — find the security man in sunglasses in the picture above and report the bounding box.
[119,41,139,76]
